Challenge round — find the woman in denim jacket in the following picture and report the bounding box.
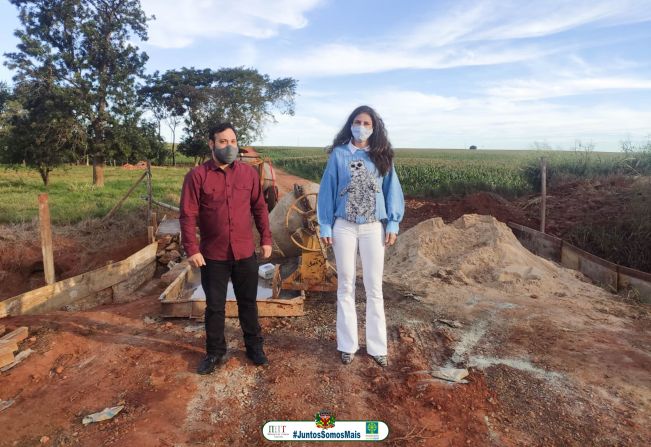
[317,105,405,367]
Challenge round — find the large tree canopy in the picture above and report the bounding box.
[154,67,296,162]
[5,0,150,186]
[2,78,86,186]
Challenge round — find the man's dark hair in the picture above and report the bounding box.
[208,122,237,141]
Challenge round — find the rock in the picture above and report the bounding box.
[497,265,543,282]
[55,366,64,374]
[437,319,463,328]
[40,436,49,444]
[430,367,469,383]
[160,261,188,284]
[165,242,179,251]
[159,250,181,265]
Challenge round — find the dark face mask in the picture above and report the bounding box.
[213,144,238,164]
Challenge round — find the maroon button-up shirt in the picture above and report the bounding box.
[179,159,272,261]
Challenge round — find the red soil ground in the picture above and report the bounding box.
[0,170,649,447]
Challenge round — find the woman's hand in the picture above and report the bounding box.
[320,237,333,246]
[385,232,397,246]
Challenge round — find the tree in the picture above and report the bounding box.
[5,0,150,186]
[0,82,10,113]
[139,71,186,165]
[2,78,85,185]
[155,67,296,163]
[106,116,164,164]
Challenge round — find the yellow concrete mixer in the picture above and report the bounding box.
[268,183,337,295]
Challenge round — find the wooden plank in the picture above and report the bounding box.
[38,194,56,284]
[540,157,547,233]
[160,300,194,318]
[0,340,19,354]
[103,170,148,222]
[580,256,618,291]
[618,265,651,282]
[508,222,562,262]
[560,243,619,291]
[151,212,158,235]
[560,244,581,270]
[1,327,28,343]
[112,262,156,303]
[0,242,157,318]
[618,272,651,304]
[146,160,152,226]
[159,265,192,303]
[0,351,14,369]
[0,349,33,372]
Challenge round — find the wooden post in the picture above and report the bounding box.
[151,211,158,234]
[540,157,547,233]
[38,194,55,284]
[146,160,152,227]
[147,226,155,244]
[102,170,148,222]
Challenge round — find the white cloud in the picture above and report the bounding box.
[267,0,651,77]
[409,0,651,46]
[269,41,556,76]
[141,0,321,48]
[486,76,651,101]
[257,89,651,150]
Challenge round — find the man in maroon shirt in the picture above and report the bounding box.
[180,122,273,374]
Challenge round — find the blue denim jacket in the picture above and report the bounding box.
[317,144,405,238]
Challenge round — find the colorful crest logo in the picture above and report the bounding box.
[314,410,336,429]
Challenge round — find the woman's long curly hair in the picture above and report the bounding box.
[328,105,394,176]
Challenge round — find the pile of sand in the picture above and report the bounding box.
[385,214,563,290]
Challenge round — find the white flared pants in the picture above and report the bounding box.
[332,219,387,356]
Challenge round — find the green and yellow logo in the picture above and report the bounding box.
[366,421,379,435]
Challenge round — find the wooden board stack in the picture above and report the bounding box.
[0,326,29,370]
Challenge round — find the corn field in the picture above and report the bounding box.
[258,147,640,197]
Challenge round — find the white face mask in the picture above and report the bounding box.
[351,125,373,142]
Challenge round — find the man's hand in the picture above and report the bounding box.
[320,237,333,246]
[188,252,206,268]
[261,245,272,258]
[385,233,397,246]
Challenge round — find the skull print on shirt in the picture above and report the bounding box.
[340,159,381,223]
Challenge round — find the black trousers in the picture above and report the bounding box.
[200,255,263,356]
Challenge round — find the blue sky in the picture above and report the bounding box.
[2,0,651,150]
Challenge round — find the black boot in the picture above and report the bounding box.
[197,354,223,375]
[245,346,268,366]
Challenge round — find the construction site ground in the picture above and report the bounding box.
[0,169,649,447]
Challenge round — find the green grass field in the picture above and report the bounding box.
[0,165,189,224]
[0,147,644,224]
